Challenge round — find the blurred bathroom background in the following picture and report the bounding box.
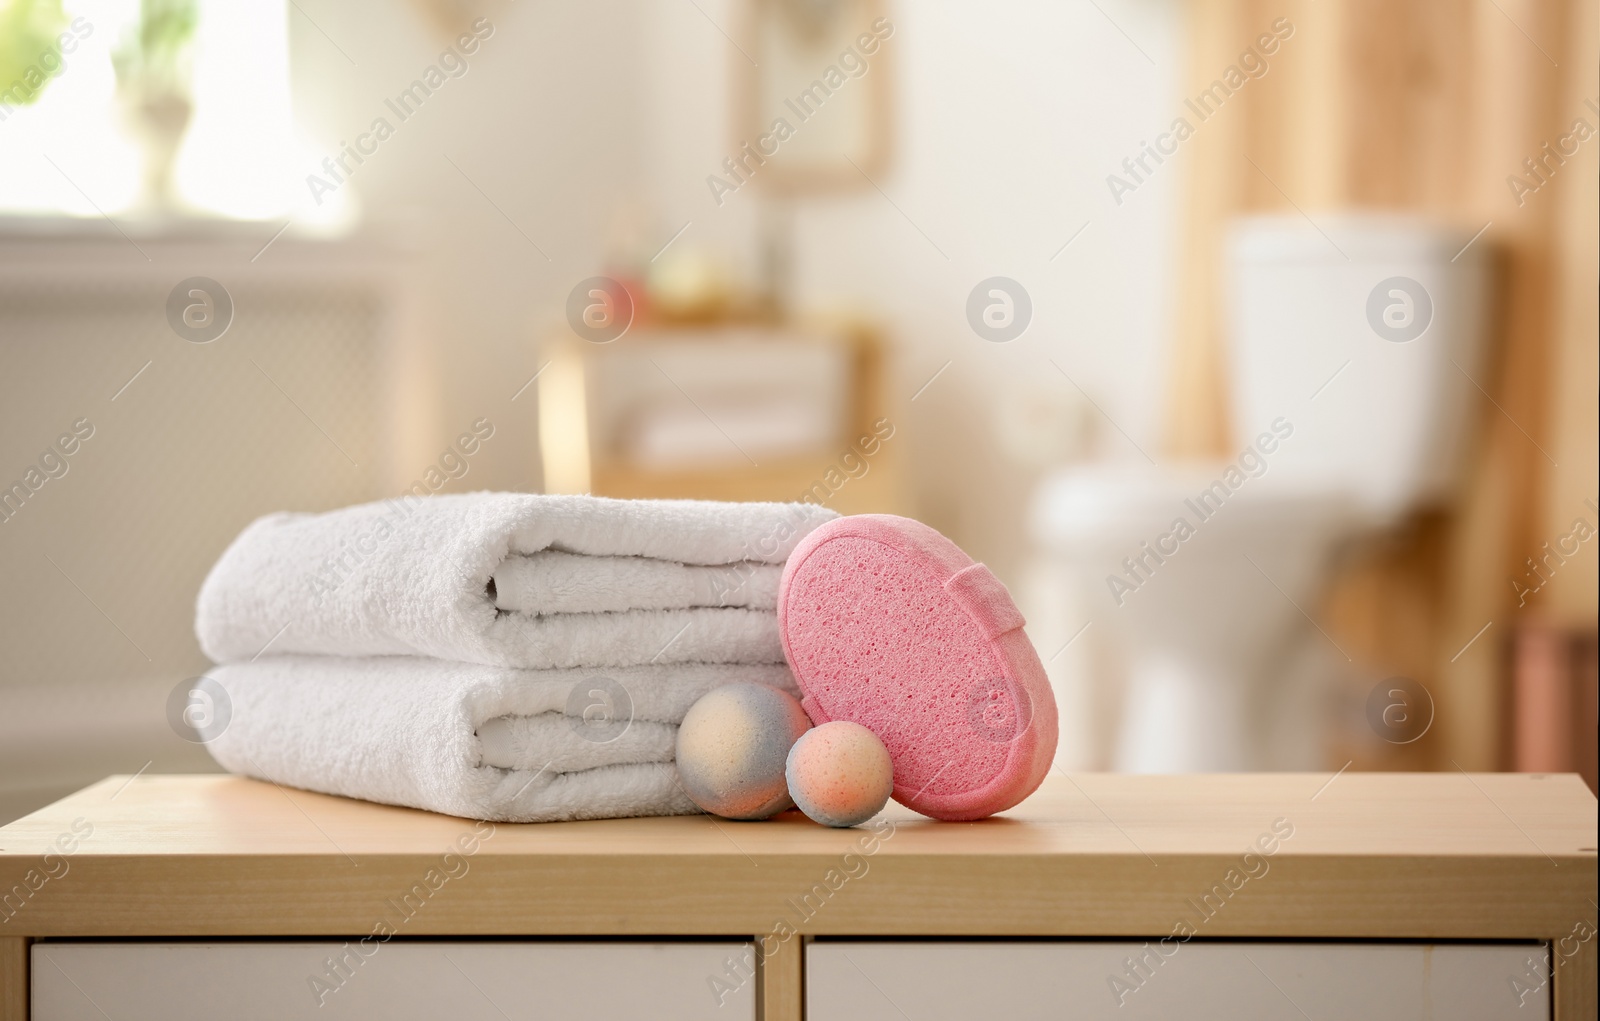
[0,0,1594,822]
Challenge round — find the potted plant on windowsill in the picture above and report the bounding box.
[112,0,197,213]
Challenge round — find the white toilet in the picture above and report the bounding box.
[1031,214,1491,772]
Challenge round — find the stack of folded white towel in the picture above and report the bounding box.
[194,493,837,822]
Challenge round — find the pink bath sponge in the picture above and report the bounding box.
[778,515,1057,821]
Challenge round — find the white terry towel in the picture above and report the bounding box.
[196,492,835,669]
[203,656,800,822]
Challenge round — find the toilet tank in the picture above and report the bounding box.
[1224,214,1492,524]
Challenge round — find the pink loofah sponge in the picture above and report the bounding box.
[777,514,1057,821]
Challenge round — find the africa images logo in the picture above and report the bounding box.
[1365,276,1432,343]
[966,277,1032,343]
[165,277,234,344]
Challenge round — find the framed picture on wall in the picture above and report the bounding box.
[731,0,895,194]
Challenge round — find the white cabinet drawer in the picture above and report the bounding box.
[32,941,755,1021]
[808,941,1547,1020]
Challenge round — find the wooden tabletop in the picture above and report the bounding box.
[1,772,1593,940]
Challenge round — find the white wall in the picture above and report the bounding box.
[635,0,1183,575]
[288,0,654,493]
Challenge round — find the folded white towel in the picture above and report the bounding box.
[203,656,799,822]
[196,492,834,668]
[492,551,782,615]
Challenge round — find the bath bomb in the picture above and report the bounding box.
[778,514,1058,821]
[785,721,893,827]
[676,682,811,820]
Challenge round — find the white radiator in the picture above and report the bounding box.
[0,222,423,822]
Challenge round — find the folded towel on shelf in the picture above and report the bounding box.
[196,493,835,669]
[203,656,801,822]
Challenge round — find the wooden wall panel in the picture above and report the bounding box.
[1169,0,1591,770]
[1539,0,1600,624]
[1163,0,1255,459]
[1437,0,1570,769]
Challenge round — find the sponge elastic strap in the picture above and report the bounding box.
[944,563,1026,640]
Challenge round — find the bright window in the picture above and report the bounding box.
[0,0,320,222]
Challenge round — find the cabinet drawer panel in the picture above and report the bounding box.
[808,941,1547,1021]
[33,941,754,1021]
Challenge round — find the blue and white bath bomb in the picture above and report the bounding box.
[676,682,812,820]
[785,721,894,827]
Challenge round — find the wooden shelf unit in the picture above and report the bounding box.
[1,772,1593,1019]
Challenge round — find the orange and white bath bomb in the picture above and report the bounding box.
[785,721,894,827]
[676,682,812,820]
